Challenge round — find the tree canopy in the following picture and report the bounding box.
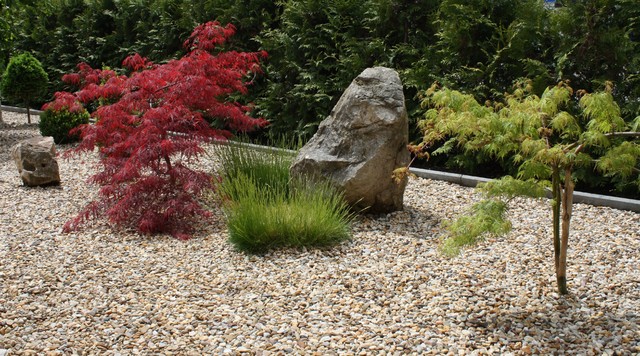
[1,52,48,122]
[412,81,640,294]
[56,21,268,239]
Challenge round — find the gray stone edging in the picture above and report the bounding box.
[0,105,43,115]
[409,167,640,213]
[214,139,297,155]
[4,106,636,213]
[213,141,640,213]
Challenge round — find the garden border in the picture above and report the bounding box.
[4,105,638,213]
[0,105,43,115]
[409,168,640,213]
[221,139,640,213]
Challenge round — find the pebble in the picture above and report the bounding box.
[1,111,639,354]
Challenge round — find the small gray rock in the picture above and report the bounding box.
[11,136,61,186]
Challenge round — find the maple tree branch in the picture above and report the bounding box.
[603,131,640,139]
[569,131,640,155]
[154,81,181,94]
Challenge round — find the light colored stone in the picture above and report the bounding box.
[290,67,410,213]
[11,136,60,186]
[0,111,639,354]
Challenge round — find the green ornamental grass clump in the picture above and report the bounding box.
[215,143,353,253]
[216,142,293,202]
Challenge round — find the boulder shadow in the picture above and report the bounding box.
[353,204,442,241]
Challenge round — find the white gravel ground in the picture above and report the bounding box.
[1,111,639,355]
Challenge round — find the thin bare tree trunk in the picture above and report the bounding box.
[558,167,574,295]
[26,106,31,124]
[552,166,561,278]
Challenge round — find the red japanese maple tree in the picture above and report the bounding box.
[54,22,268,239]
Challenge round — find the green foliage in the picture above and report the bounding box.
[6,0,640,157]
[632,116,640,132]
[0,52,48,107]
[440,176,547,256]
[39,107,90,144]
[580,89,626,135]
[551,0,640,116]
[11,0,200,92]
[479,176,548,200]
[417,82,640,256]
[0,3,12,63]
[596,141,640,179]
[0,58,4,91]
[193,0,281,52]
[415,81,640,294]
[414,0,640,182]
[430,0,551,100]
[256,0,388,140]
[221,174,353,254]
[214,143,353,253]
[441,198,510,257]
[215,142,295,202]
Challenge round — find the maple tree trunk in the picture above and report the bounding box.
[164,154,173,179]
[557,167,574,295]
[26,104,31,124]
[552,167,562,280]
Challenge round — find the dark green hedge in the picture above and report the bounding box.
[3,0,639,196]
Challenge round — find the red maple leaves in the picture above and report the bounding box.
[52,21,268,239]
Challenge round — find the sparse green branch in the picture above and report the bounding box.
[566,131,640,155]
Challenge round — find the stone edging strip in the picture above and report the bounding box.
[4,104,637,213]
[409,167,640,213]
[0,105,43,115]
[214,141,640,213]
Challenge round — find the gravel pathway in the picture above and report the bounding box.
[1,111,639,355]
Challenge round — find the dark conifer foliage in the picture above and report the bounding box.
[5,0,639,196]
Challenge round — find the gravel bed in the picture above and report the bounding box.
[1,111,639,355]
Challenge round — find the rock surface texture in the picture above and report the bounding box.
[11,136,60,186]
[290,67,410,213]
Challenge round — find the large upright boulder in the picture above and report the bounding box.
[290,67,410,213]
[12,136,61,186]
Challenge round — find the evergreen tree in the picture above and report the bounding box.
[1,52,48,123]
